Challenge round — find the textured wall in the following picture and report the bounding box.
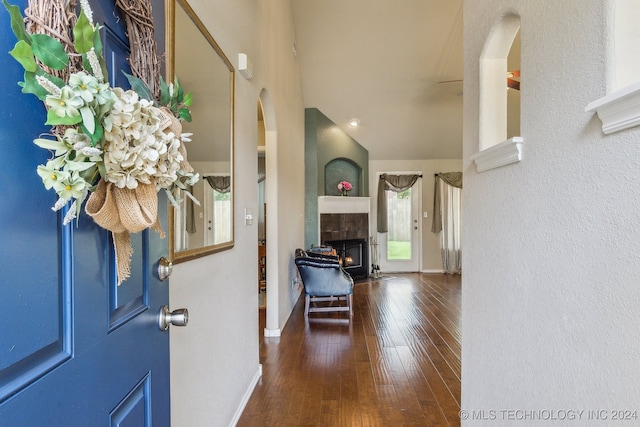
[169,0,306,425]
[304,108,369,247]
[463,1,640,424]
[306,108,369,197]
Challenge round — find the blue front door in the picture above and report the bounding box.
[0,1,171,425]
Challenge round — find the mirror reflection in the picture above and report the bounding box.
[169,0,234,262]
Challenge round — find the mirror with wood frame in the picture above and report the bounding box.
[168,0,234,263]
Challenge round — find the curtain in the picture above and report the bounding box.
[204,175,231,193]
[431,172,462,233]
[377,173,421,233]
[432,172,462,274]
[185,176,230,234]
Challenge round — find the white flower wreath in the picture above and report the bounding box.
[4,0,199,283]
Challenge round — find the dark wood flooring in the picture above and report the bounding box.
[238,273,461,426]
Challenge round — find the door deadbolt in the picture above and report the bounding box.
[158,257,173,281]
[158,306,189,330]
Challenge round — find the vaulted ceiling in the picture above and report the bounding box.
[291,0,464,160]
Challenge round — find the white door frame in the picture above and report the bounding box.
[377,172,422,273]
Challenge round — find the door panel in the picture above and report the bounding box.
[110,373,152,426]
[0,28,70,403]
[0,1,170,424]
[109,232,150,331]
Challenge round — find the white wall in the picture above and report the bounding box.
[168,1,305,425]
[463,1,640,425]
[369,159,462,272]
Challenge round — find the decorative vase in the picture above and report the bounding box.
[341,189,348,196]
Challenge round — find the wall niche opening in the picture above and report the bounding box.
[324,158,361,196]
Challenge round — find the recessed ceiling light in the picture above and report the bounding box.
[348,118,360,127]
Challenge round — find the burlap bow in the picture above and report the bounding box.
[86,180,164,285]
[84,107,195,285]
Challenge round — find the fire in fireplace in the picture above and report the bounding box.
[325,238,368,280]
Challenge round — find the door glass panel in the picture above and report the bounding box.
[206,187,232,246]
[386,188,412,260]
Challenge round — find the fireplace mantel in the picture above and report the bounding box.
[318,196,370,214]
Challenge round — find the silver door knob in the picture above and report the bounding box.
[158,257,172,281]
[158,306,189,330]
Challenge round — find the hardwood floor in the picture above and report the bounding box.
[238,273,461,427]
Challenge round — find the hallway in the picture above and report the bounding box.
[239,273,461,426]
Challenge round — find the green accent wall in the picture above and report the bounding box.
[304,108,369,248]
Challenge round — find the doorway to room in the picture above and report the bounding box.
[257,100,267,325]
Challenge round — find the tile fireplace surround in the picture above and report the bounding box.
[317,196,371,240]
[318,196,371,279]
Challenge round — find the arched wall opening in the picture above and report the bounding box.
[479,14,521,150]
[258,89,281,337]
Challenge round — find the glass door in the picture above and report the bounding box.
[379,179,421,272]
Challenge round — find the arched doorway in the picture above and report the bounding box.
[257,90,281,337]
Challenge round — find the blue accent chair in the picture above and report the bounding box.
[294,248,354,316]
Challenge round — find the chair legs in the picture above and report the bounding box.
[304,294,353,317]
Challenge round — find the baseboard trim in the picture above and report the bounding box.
[229,364,262,427]
[421,269,445,274]
[264,328,281,337]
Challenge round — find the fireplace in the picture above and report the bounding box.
[325,238,368,279]
[317,196,371,279]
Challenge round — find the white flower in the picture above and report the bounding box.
[52,197,68,212]
[79,0,94,24]
[87,48,103,82]
[36,75,62,96]
[81,146,102,157]
[63,206,77,225]
[102,88,185,191]
[69,71,99,102]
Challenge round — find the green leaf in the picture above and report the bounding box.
[92,25,103,53]
[45,109,82,126]
[73,10,95,54]
[31,34,69,70]
[21,70,65,100]
[79,106,95,134]
[91,27,109,79]
[122,71,155,102]
[183,91,193,107]
[9,40,37,72]
[174,77,184,102]
[160,76,170,106]
[22,71,49,100]
[96,161,106,180]
[178,108,192,122]
[81,119,103,145]
[2,0,31,43]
